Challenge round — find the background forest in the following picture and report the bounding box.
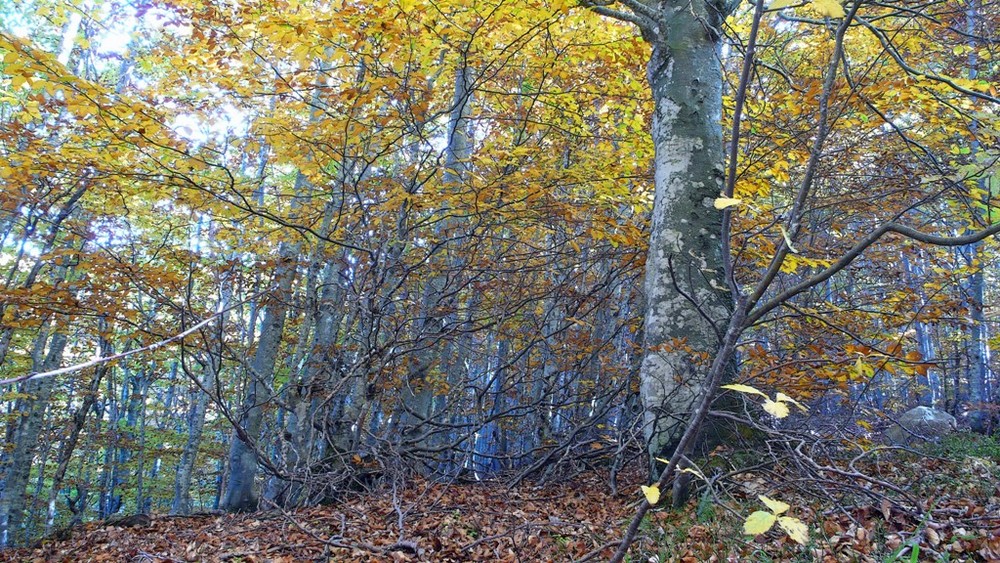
[1,0,999,559]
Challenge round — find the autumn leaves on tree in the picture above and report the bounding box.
[0,0,999,558]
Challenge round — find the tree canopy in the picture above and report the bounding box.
[0,0,998,558]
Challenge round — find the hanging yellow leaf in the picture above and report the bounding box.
[641,485,660,505]
[763,398,790,418]
[759,495,790,514]
[775,392,808,413]
[778,516,809,544]
[679,466,707,480]
[810,0,845,17]
[853,356,874,379]
[721,383,768,398]
[769,0,798,8]
[714,197,742,210]
[779,225,798,253]
[743,510,778,535]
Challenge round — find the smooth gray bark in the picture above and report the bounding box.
[46,329,110,532]
[638,2,731,460]
[171,358,215,515]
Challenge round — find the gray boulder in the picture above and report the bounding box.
[886,406,957,445]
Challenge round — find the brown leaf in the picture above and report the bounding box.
[926,527,941,546]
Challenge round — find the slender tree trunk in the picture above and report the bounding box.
[400,62,473,458]
[0,328,68,546]
[962,0,993,431]
[46,332,109,531]
[172,357,216,514]
[222,235,299,512]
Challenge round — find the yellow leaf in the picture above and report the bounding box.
[778,516,809,544]
[641,484,661,505]
[769,0,798,8]
[714,197,742,210]
[779,225,798,253]
[763,398,790,418]
[810,0,845,17]
[721,383,768,398]
[679,466,707,481]
[551,0,573,13]
[853,356,874,379]
[759,495,790,515]
[744,510,777,535]
[775,392,808,413]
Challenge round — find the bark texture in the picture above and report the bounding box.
[639,1,731,460]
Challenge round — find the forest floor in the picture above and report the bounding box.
[6,436,1000,562]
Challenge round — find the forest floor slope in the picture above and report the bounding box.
[5,443,1000,562]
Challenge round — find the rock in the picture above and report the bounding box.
[107,513,152,528]
[965,409,997,435]
[886,406,957,445]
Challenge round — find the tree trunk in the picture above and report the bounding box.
[221,240,298,512]
[0,328,67,546]
[639,4,730,461]
[172,356,217,514]
[400,62,473,459]
[46,332,109,532]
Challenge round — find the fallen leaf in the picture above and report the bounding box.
[744,511,778,535]
[777,516,809,544]
[759,495,790,515]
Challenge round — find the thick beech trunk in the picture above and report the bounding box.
[639,5,730,461]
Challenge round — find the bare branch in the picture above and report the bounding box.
[581,0,658,32]
[858,16,1000,105]
[0,296,256,387]
[746,219,1000,326]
